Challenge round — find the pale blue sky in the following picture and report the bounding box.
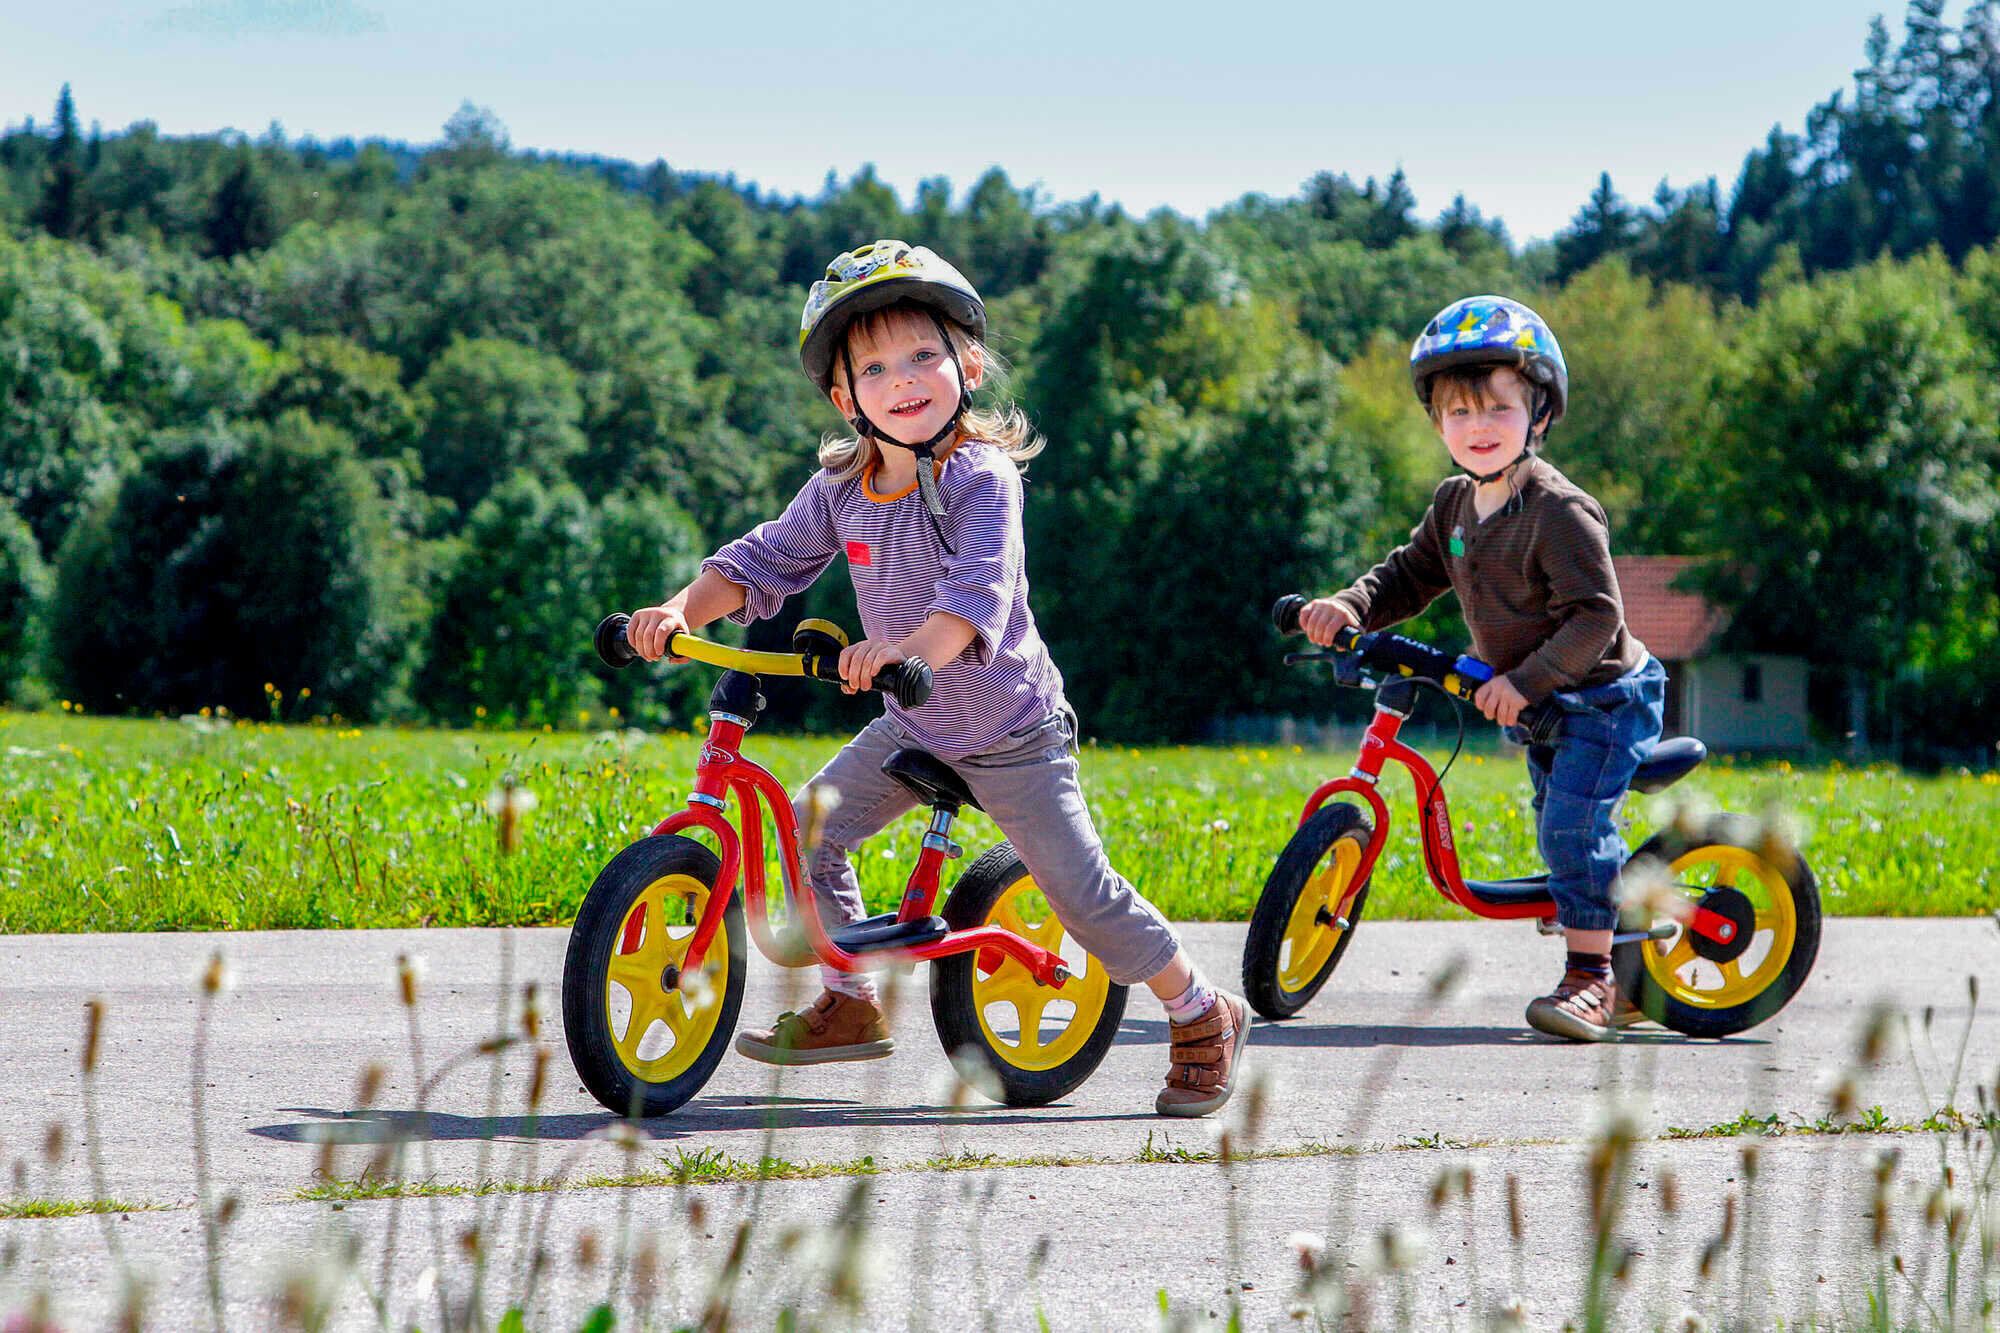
[2,0,1939,241]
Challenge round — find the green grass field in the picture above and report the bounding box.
[2,708,1994,933]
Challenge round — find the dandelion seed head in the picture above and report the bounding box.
[680,962,720,1010]
[1586,1094,1642,1146]
[1373,1224,1428,1272]
[277,1250,343,1329]
[946,1046,1004,1105]
[81,998,103,1075]
[199,952,234,996]
[592,1122,646,1153]
[1289,1231,1326,1268]
[521,982,542,1039]
[482,781,540,819]
[395,954,425,1008]
[634,1235,661,1302]
[527,1046,549,1111]
[1427,951,1469,1001]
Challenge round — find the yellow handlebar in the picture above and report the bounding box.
[593,612,931,707]
[664,631,813,678]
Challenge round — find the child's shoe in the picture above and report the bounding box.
[735,990,894,1065]
[1524,969,1620,1043]
[1156,991,1250,1117]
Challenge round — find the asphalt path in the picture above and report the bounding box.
[2,918,1994,1330]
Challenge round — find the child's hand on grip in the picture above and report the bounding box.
[1299,598,1357,648]
[1474,675,1529,727]
[626,605,690,663]
[838,639,906,695]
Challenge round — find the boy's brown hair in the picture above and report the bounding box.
[1422,363,1537,425]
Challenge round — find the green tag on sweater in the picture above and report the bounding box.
[1449,523,1466,557]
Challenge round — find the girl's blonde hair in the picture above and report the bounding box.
[817,304,1043,482]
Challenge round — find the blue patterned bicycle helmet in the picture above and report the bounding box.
[1409,295,1568,428]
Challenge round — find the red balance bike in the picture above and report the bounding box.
[1241,595,1819,1038]
[562,614,1127,1117]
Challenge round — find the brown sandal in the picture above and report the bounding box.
[1156,991,1250,1117]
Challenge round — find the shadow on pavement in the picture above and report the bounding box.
[1112,1016,1765,1048]
[251,1098,1160,1146]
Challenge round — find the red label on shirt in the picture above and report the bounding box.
[846,540,872,567]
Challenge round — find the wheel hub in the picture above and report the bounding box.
[1688,887,1755,965]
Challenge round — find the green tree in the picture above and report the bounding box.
[204,144,279,258]
[1089,357,1380,739]
[1537,259,1731,553]
[259,333,419,457]
[1553,173,1636,281]
[49,413,413,718]
[30,85,85,241]
[0,499,49,700]
[0,233,188,552]
[415,473,705,725]
[1697,253,2000,752]
[1019,222,1392,734]
[415,336,587,521]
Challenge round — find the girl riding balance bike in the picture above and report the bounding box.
[568,241,1248,1118]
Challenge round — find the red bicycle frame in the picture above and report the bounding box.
[640,709,1074,988]
[1299,700,1549,924]
[1297,700,1740,948]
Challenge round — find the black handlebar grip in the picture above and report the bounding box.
[594,613,639,669]
[1517,702,1564,746]
[1272,594,1306,635]
[875,656,933,709]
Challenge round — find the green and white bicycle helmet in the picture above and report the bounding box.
[799,239,985,390]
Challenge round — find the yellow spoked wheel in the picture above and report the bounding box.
[930,845,1128,1106]
[1243,804,1374,1019]
[563,836,745,1117]
[1612,814,1820,1038]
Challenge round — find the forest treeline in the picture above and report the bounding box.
[2,1,1997,758]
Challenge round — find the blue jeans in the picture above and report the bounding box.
[1505,657,1667,932]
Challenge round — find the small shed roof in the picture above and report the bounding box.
[1616,556,1731,661]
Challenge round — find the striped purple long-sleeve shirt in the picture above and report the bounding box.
[701,441,1065,760]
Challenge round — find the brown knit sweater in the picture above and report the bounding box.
[1329,456,1648,703]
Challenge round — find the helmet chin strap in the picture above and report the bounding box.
[1464,445,1535,486]
[840,310,968,553]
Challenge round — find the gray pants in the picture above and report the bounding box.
[791,709,1182,986]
